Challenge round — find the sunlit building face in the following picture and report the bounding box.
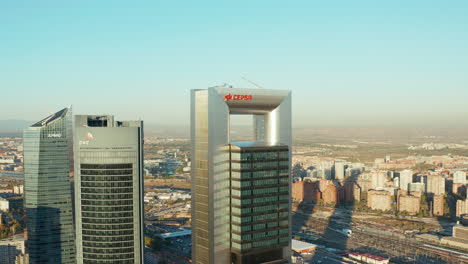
[191,87,292,264]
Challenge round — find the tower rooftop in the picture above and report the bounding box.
[30,107,68,127]
[230,141,288,149]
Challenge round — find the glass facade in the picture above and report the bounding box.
[23,107,76,264]
[230,145,289,264]
[74,116,144,264]
[80,163,135,264]
[191,87,292,264]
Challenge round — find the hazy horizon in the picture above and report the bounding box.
[1,1,467,127]
[2,116,468,131]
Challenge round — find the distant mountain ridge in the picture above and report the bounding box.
[0,119,190,138]
[0,120,34,132]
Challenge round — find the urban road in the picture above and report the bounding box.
[293,210,468,264]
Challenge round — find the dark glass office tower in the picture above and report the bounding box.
[191,87,292,264]
[23,107,76,264]
[229,142,290,264]
[74,115,144,264]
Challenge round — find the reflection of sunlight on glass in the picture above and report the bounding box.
[268,111,277,144]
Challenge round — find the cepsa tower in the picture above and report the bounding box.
[191,86,292,264]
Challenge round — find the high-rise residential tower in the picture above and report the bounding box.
[371,171,387,189]
[422,175,445,196]
[74,115,144,264]
[399,169,413,191]
[23,107,76,264]
[454,171,467,184]
[333,160,345,180]
[191,87,292,264]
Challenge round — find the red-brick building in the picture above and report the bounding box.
[319,180,339,205]
[398,194,420,215]
[292,181,305,202]
[292,180,339,205]
[292,181,320,203]
[368,190,392,211]
[342,182,361,203]
[432,194,445,216]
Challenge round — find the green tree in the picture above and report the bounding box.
[151,237,163,250]
[419,194,429,217]
[9,220,20,234]
[292,163,307,178]
[145,237,152,247]
[175,166,184,174]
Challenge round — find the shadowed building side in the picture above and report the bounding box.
[23,107,76,264]
[229,142,290,264]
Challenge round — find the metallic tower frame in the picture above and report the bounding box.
[191,87,292,264]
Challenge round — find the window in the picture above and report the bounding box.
[241,225,251,232]
[252,170,278,178]
[241,207,251,214]
[253,187,278,195]
[253,179,277,186]
[232,207,241,215]
[253,223,265,230]
[231,225,241,232]
[253,196,277,204]
[252,238,278,248]
[231,172,251,180]
[279,211,288,218]
[267,222,278,228]
[252,205,277,214]
[242,234,252,240]
[253,213,277,222]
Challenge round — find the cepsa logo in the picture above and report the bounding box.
[224,93,253,102]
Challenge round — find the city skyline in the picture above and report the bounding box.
[1,2,468,263]
[1,100,467,263]
[1,1,467,128]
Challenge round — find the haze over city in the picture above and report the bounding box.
[1,2,468,264]
[1,1,467,128]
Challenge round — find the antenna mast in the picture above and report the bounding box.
[242,76,265,89]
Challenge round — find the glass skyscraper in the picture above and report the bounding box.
[23,107,76,264]
[74,115,144,264]
[229,142,290,263]
[191,87,292,264]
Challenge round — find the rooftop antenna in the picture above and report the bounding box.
[241,76,265,89]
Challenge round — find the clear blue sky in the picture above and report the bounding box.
[1,1,467,127]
